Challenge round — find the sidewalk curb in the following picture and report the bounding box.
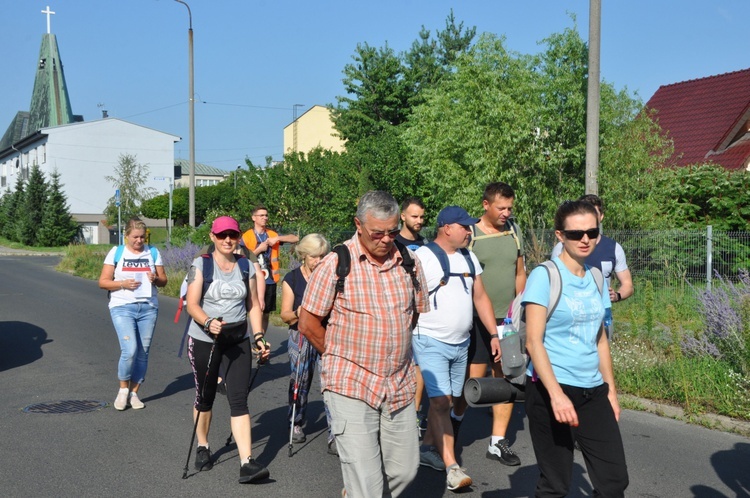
[621,394,750,437]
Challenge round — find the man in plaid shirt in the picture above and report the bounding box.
[299,190,429,497]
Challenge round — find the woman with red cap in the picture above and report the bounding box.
[185,215,271,484]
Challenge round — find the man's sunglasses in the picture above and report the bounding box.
[214,230,240,240]
[362,225,400,241]
[562,228,599,241]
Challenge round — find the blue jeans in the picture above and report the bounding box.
[326,391,418,498]
[109,302,158,384]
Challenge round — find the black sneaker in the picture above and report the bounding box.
[194,446,213,471]
[239,458,269,484]
[486,439,521,466]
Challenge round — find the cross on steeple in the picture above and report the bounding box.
[41,6,55,34]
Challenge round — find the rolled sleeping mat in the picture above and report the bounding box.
[463,377,525,407]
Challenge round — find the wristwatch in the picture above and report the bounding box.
[615,292,622,302]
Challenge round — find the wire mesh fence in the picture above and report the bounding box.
[525,227,750,289]
[279,225,750,291]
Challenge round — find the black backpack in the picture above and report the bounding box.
[423,241,476,309]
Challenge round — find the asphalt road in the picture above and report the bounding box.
[1,254,749,497]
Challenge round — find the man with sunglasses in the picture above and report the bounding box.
[452,181,526,468]
[242,204,299,331]
[298,190,429,498]
[550,194,634,338]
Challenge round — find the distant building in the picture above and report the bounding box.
[0,8,179,244]
[283,105,346,155]
[173,159,229,188]
[645,68,750,171]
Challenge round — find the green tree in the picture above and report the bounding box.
[17,164,47,245]
[104,154,156,225]
[1,176,25,241]
[37,169,79,246]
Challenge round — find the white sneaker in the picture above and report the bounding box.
[446,466,472,491]
[114,388,128,411]
[128,392,145,409]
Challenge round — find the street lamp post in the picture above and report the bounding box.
[175,0,196,227]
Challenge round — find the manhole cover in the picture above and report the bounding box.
[23,400,107,414]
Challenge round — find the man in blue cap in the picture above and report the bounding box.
[412,206,501,492]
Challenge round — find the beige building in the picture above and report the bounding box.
[283,105,345,155]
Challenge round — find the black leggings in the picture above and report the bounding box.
[188,333,253,417]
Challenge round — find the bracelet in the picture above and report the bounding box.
[615,292,622,302]
[204,318,214,332]
[253,332,267,347]
[490,333,499,339]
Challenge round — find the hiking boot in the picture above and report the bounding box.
[292,424,306,444]
[114,388,128,411]
[486,439,521,466]
[419,446,445,471]
[446,466,472,491]
[195,446,213,471]
[128,392,144,410]
[239,458,269,484]
[327,439,338,456]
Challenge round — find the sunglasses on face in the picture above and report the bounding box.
[562,228,599,241]
[362,225,400,241]
[214,230,240,240]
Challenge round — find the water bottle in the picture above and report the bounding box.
[499,318,524,377]
[604,307,614,340]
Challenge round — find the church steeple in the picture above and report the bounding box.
[0,6,80,151]
[28,32,76,130]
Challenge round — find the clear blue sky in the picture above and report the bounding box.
[2,1,748,172]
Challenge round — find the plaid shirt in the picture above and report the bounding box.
[302,234,429,413]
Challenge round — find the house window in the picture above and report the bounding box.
[42,144,46,163]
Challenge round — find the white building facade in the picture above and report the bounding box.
[0,118,179,244]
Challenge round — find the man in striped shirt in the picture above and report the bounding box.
[299,190,429,498]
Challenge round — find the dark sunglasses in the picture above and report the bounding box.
[362,225,400,241]
[214,230,240,240]
[562,228,599,241]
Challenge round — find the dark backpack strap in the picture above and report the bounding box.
[394,239,421,293]
[201,254,214,298]
[458,247,476,278]
[333,245,351,295]
[425,241,450,292]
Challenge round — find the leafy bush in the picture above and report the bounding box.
[692,271,750,375]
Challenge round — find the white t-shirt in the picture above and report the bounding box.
[104,245,162,309]
[414,245,483,344]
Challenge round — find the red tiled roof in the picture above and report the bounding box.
[645,68,750,170]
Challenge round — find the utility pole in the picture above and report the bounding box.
[175,0,196,227]
[585,0,601,195]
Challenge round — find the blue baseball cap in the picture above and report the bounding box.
[436,206,480,227]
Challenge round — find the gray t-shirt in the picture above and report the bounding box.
[187,256,253,343]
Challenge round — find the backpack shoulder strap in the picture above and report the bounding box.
[113,245,125,266]
[332,244,351,295]
[424,241,449,290]
[588,265,605,296]
[458,247,476,277]
[540,260,563,320]
[201,254,214,298]
[146,245,158,264]
[395,239,421,293]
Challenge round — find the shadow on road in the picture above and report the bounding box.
[142,372,194,403]
[692,442,750,498]
[0,321,52,372]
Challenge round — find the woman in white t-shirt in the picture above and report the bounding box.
[523,200,628,497]
[98,218,167,411]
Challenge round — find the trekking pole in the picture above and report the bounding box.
[288,331,306,457]
[182,335,218,479]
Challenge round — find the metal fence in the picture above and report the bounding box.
[280,225,750,290]
[525,227,750,290]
